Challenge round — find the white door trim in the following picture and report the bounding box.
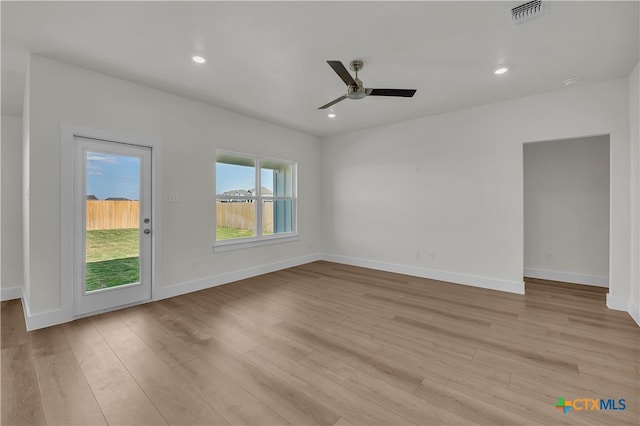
[74,138,152,314]
[61,124,162,320]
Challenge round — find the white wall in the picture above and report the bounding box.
[629,61,639,325]
[18,53,638,327]
[322,78,630,303]
[523,136,609,286]
[1,114,24,299]
[24,55,322,324]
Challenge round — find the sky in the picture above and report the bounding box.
[86,152,140,200]
[87,156,275,199]
[216,163,273,194]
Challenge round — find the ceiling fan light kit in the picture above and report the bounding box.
[318,60,417,109]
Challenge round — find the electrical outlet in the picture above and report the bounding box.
[191,259,198,269]
[415,250,420,258]
[428,251,436,260]
[168,193,179,203]
[547,252,553,261]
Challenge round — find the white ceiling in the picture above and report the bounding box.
[2,1,638,138]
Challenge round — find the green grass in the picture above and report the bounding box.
[86,228,139,262]
[85,228,140,291]
[86,257,139,291]
[216,226,255,240]
[85,227,268,291]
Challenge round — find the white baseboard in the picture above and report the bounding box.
[321,253,525,294]
[23,299,73,331]
[154,253,322,301]
[22,254,322,331]
[524,268,608,287]
[606,293,629,311]
[1,286,23,301]
[606,294,639,326]
[629,298,640,327]
[18,252,635,330]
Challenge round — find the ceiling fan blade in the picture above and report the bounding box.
[318,95,348,110]
[368,89,417,97]
[327,61,357,87]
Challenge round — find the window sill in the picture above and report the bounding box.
[213,234,300,252]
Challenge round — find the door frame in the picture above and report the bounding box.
[61,124,162,318]
[74,138,152,314]
[522,133,611,292]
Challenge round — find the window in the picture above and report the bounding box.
[215,151,297,248]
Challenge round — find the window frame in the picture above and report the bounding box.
[214,150,298,251]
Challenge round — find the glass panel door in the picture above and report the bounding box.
[75,137,152,315]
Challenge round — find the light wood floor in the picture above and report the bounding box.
[2,261,638,425]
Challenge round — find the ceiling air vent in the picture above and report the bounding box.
[510,0,545,25]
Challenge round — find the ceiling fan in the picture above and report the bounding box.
[318,60,417,110]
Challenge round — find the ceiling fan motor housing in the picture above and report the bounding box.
[347,79,367,99]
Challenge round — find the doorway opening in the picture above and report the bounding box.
[61,125,162,321]
[523,135,610,294]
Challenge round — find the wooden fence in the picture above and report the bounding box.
[86,200,140,230]
[87,200,272,232]
[216,202,273,233]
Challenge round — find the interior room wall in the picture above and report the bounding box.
[18,53,638,328]
[523,136,609,286]
[322,78,631,306]
[24,55,322,323]
[629,61,639,325]
[1,114,24,299]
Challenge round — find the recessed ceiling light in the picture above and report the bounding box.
[327,113,336,119]
[494,67,509,75]
[192,55,206,64]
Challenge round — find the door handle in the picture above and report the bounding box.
[144,229,151,234]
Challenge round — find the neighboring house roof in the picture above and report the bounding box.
[105,197,130,201]
[219,187,273,197]
[86,194,99,200]
[222,189,252,197]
